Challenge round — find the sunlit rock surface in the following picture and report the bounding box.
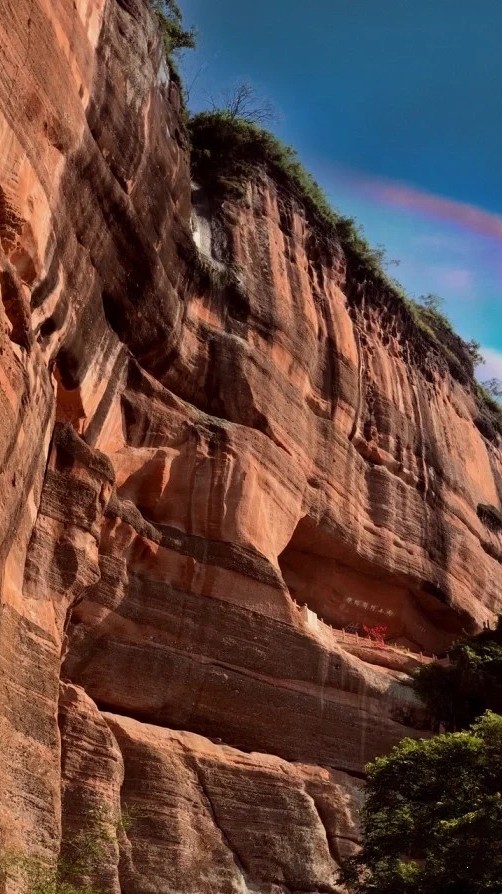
[0,0,501,889]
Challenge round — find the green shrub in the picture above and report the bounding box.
[414,620,502,732]
[412,303,476,382]
[475,380,502,432]
[483,378,502,399]
[0,851,103,894]
[341,712,502,894]
[0,808,131,894]
[150,0,196,57]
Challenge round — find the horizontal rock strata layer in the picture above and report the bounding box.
[59,683,362,894]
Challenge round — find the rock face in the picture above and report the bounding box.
[0,0,501,891]
[59,682,362,894]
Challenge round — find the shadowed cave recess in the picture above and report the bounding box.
[278,515,469,655]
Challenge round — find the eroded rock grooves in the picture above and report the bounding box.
[0,1,501,891]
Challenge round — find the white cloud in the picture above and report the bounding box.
[437,267,474,292]
[479,347,502,382]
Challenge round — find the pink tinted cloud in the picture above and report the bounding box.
[365,179,502,241]
[438,267,474,291]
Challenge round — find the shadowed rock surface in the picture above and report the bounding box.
[0,1,501,891]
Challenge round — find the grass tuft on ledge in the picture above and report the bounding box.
[189,112,385,270]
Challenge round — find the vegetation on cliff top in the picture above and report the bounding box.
[188,111,502,435]
[189,111,390,273]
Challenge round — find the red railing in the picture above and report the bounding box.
[295,603,446,665]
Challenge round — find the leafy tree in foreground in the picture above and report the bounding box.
[340,712,502,894]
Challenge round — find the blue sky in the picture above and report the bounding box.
[179,0,502,379]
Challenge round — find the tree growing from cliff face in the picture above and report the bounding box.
[465,338,484,366]
[340,712,502,894]
[151,0,196,57]
[413,619,502,732]
[418,293,444,313]
[483,378,502,399]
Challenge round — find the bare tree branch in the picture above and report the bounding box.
[206,81,278,125]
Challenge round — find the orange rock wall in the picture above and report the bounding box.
[0,0,501,891]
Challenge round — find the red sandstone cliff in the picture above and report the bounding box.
[0,1,501,892]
